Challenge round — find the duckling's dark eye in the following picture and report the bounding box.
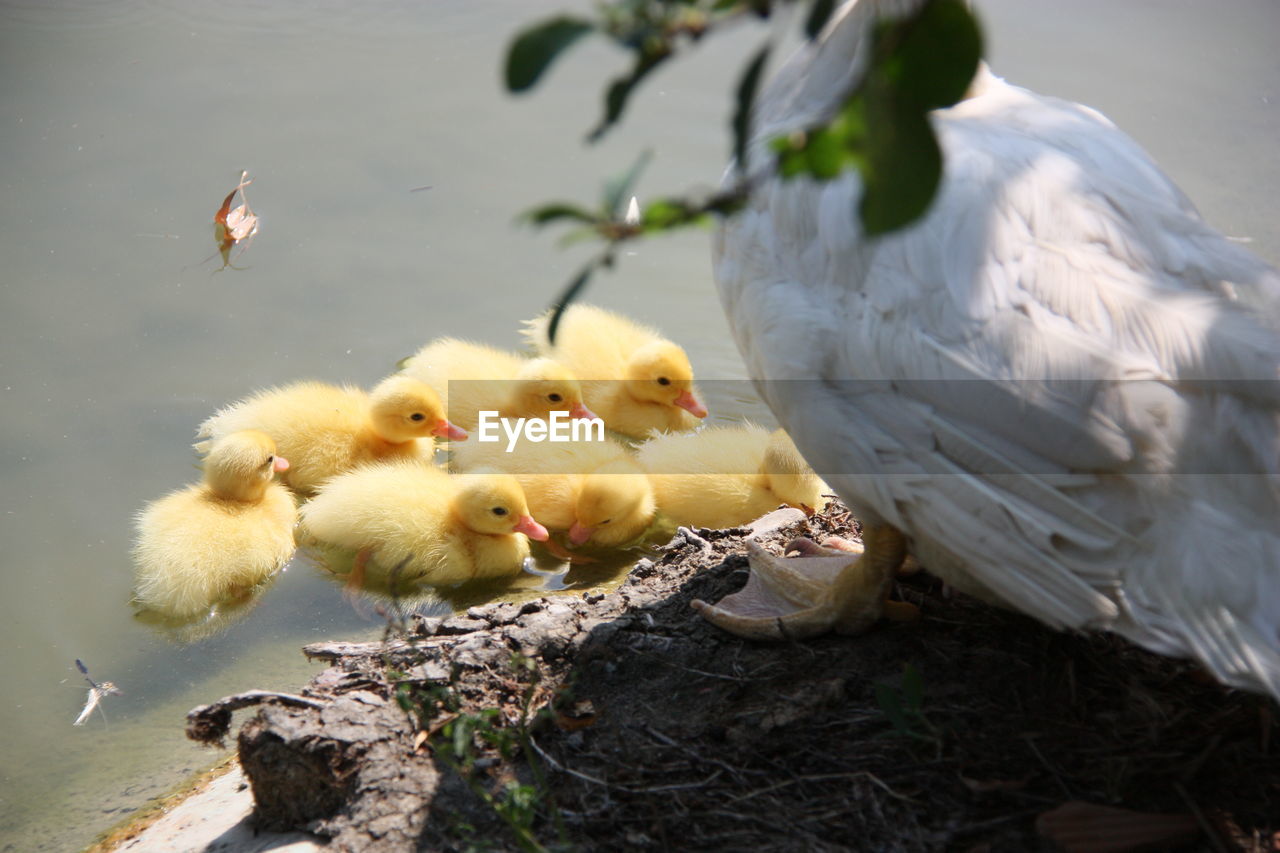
[548,393,563,403]
[657,377,671,386]
[264,455,275,468]
[491,506,508,516]
[600,518,613,525]
[409,412,426,422]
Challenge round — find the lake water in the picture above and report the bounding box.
[1,1,1276,849]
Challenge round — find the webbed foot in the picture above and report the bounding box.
[691,526,911,640]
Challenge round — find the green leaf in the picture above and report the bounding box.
[858,86,941,235]
[505,17,595,93]
[602,149,653,219]
[886,0,982,110]
[520,203,601,227]
[546,263,596,344]
[771,133,808,178]
[803,127,845,179]
[804,0,837,39]
[588,52,669,142]
[555,226,606,248]
[640,198,699,230]
[731,44,770,173]
[451,717,473,764]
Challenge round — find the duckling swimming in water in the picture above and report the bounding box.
[133,430,296,618]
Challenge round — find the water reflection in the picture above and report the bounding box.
[304,535,658,620]
[132,574,277,644]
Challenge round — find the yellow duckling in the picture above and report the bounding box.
[399,338,597,432]
[298,461,550,584]
[637,425,828,529]
[195,375,466,496]
[452,436,655,547]
[133,430,296,618]
[522,304,708,438]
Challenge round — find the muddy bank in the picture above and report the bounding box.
[181,502,1277,851]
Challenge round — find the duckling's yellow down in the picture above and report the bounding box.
[637,425,828,529]
[453,436,655,547]
[399,338,595,432]
[196,375,462,495]
[522,304,708,438]
[133,430,296,618]
[299,461,548,584]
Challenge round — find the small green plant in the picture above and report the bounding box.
[874,663,940,748]
[393,653,567,853]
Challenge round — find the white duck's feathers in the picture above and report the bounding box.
[715,3,1280,697]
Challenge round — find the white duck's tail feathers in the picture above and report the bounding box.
[1116,605,1280,700]
[1120,504,1280,701]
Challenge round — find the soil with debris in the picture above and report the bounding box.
[187,501,1279,852]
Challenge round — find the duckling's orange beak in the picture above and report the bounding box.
[513,515,549,542]
[569,402,599,421]
[673,390,708,418]
[273,455,290,472]
[434,419,469,441]
[568,521,594,546]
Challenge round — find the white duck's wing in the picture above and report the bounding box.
[715,54,1280,695]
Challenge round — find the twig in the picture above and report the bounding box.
[726,771,916,805]
[185,690,326,746]
[1020,734,1073,800]
[948,809,1043,837]
[646,655,758,682]
[1173,782,1228,853]
[529,734,722,794]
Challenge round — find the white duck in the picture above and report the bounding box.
[697,0,1280,700]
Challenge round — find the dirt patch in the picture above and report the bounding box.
[187,501,1279,851]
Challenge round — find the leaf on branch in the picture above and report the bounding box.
[505,16,595,93]
[857,0,980,234]
[520,203,602,228]
[556,226,609,248]
[587,52,669,143]
[602,149,653,219]
[546,263,597,345]
[640,198,694,230]
[732,44,770,174]
[770,0,982,237]
[858,93,940,234]
[883,0,982,111]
